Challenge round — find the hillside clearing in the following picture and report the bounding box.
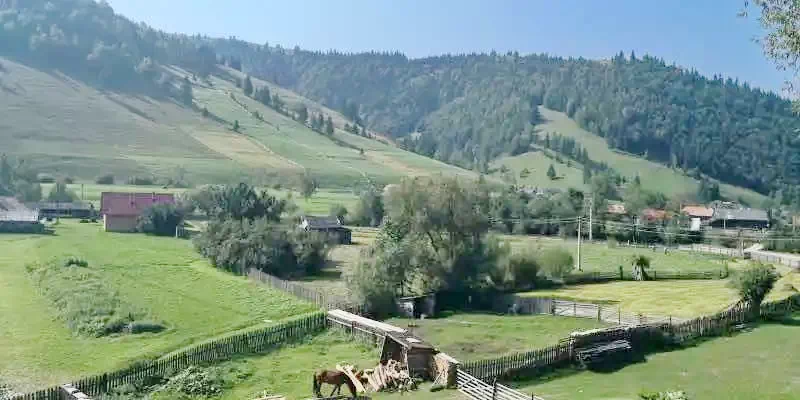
[0,221,315,391]
[495,107,766,205]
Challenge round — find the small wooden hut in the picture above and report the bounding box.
[380,331,437,379]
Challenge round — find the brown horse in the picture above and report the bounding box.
[312,369,357,399]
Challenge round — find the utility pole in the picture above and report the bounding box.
[576,216,583,271]
[588,195,594,242]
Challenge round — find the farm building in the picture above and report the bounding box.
[640,208,668,222]
[682,205,714,221]
[709,208,769,230]
[31,201,94,219]
[299,216,352,244]
[0,197,43,233]
[100,192,175,233]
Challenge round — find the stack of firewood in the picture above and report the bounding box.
[362,360,417,393]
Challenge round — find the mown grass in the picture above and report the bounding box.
[385,313,609,361]
[521,280,739,318]
[0,220,316,391]
[503,234,728,275]
[512,315,800,400]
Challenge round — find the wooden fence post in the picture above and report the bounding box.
[492,378,498,400]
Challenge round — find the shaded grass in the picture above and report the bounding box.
[385,313,610,361]
[0,220,316,391]
[511,316,800,400]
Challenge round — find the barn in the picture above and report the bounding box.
[299,216,352,244]
[100,192,175,233]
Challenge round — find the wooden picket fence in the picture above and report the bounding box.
[247,268,367,315]
[463,294,800,382]
[13,312,327,400]
[564,268,726,285]
[460,342,572,381]
[456,369,544,400]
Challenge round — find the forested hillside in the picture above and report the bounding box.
[211,41,800,203]
[0,0,217,96]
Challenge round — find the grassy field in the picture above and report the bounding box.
[503,234,728,275]
[0,57,475,188]
[385,313,609,361]
[494,107,766,205]
[492,149,586,191]
[0,220,316,391]
[512,316,800,400]
[521,280,738,318]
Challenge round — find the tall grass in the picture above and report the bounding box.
[26,259,164,337]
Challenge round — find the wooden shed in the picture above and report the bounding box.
[395,293,436,318]
[380,331,437,380]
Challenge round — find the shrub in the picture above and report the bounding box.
[539,247,574,280]
[290,229,330,276]
[95,174,115,184]
[329,203,348,221]
[508,251,540,289]
[732,263,778,315]
[36,173,55,183]
[127,321,166,334]
[127,176,155,185]
[63,256,88,268]
[137,203,185,236]
[46,179,77,202]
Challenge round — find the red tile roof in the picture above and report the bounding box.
[641,208,668,221]
[100,192,175,217]
[682,205,714,218]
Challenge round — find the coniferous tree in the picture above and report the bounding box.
[243,75,254,96]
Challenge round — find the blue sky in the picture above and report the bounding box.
[108,0,790,94]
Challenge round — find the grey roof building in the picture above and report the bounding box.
[709,208,769,229]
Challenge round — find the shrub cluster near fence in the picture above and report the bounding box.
[247,268,365,314]
[13,312,327,400]
[462,294,800,382]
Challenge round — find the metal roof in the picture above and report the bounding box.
[710,208,768,222]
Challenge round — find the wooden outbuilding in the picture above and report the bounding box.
[380,331,437,379]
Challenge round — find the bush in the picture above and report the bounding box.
[329,203,348,221]
[539,247,574,280]
[63,256,88,268]
[137,203,185,236]
[290,229,330,276]
[508,251,540,289]
[127,321,166,334]
[127,176,155,185]
[732,263,778,315]
[95,174,115,184]
[46,180,77,202]
[36,173,55,183]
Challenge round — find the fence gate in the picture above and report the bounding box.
[456,369,544,400]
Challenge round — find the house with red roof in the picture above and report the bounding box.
[100,192,175,232]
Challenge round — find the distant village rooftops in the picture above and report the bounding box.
[681,205,714,219]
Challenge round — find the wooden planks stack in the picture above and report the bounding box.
[357,360,416,393]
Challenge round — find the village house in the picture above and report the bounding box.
[709,208,769,230]
[299,215,352,244]
[100,192,175,233]
[0,197,43,233]
[681,205,714,221]
[30,201,95,220]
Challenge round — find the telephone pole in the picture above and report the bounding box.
[576,216,583,271]
[588,195,594,242]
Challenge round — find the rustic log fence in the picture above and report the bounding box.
[247,268,366,315]
[563,267,727,285]
[456,369,545,400]
[500,296,684,326]
[12,312,327,400]
[464,294,800,382]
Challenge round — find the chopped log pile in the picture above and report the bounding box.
[575,339,633,369]
[335,360,417,395]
